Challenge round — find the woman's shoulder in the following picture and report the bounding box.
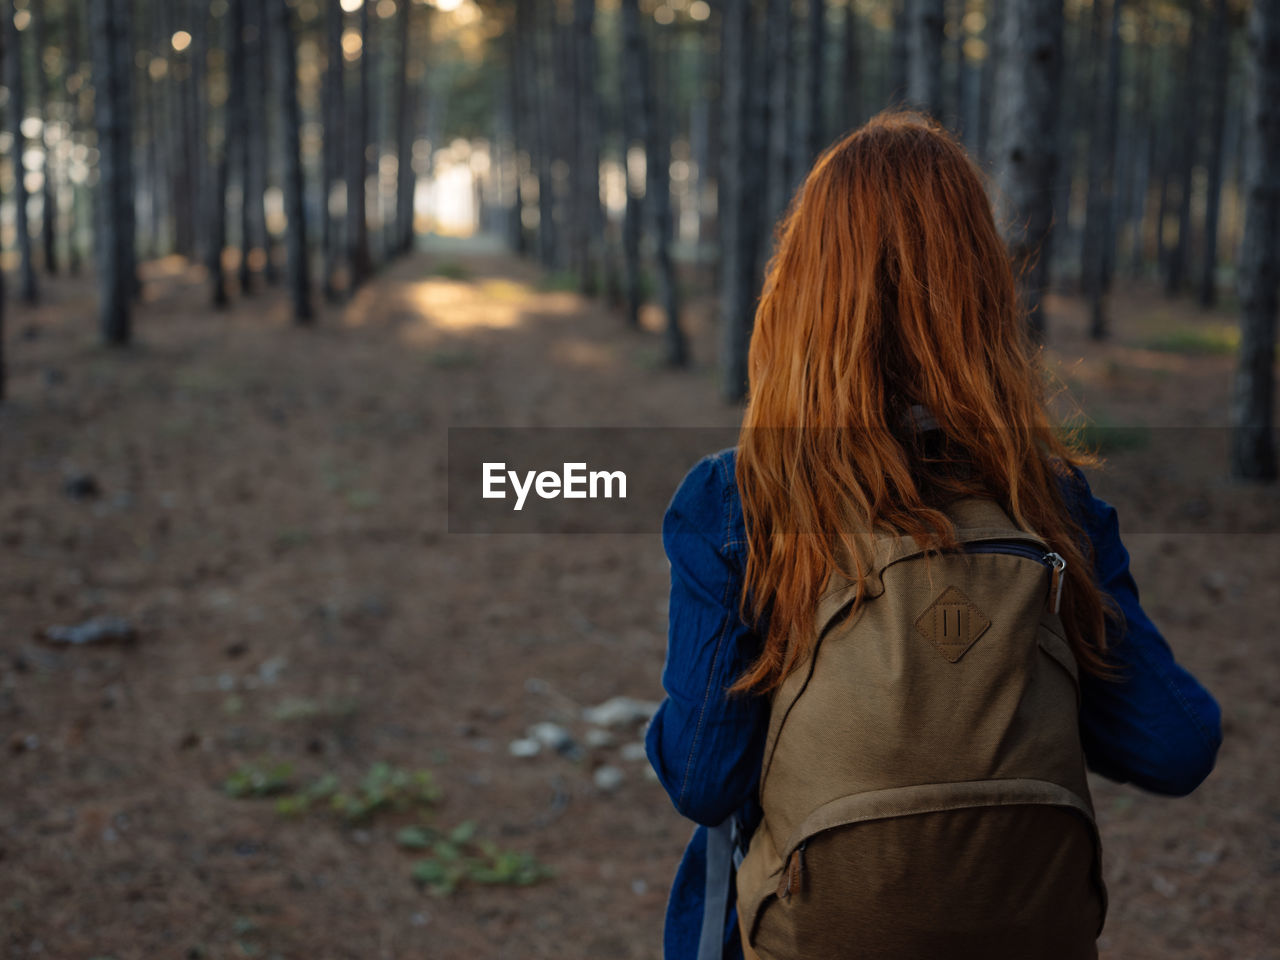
[664,448,744,554]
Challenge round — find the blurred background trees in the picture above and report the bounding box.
[0,0,1274,477]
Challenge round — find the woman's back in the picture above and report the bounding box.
[645,113,1222,960]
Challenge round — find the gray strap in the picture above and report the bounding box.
[698,820,736,960]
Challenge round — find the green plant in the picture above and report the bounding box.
[327,763,442,823]
[1142,325,1239,355]
[426,346,480,369]
[227,762,440,824]
[432,260,471,281]
[407,821,552,896]
[539,269,580,292]
[224,761,296,798]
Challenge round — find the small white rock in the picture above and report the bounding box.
[508,738,542,758]
[620,741,648,763]
[528,722,575,752]
[582,696,660,728]
[593,765,625,792]
[584,727,615,749]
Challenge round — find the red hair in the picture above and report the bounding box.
[734,111,1115,694]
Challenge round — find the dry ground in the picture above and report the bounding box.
[0,248,1276,960]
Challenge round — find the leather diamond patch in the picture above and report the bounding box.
[914,586,991,662]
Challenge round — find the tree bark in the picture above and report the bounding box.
[720,0,761,402]
[573,0,601,293]
[1081,0,1123,339]
[506,14,527,255]
[647,15,685,365]
[1232,0,1279,481]
[888,0,908,103]
[5,0,39,303]
[347,0,373,289]
[273,0,313,324]
[977,0,1002,164]
[619,0,646,329]
[992,0,1063,339]
[1198,0,1230,308]
[394,0,417,257]
[322,0,345,298]
[249,0,275,283]
[532,1,557,269]
[90,0,131,344]
[765,0,792,236]
[907,0,944,117]
[228,0,251,293]
[66,0,86,274]
[1164,0,1202,297]
[840,0,861,131]
[801,0,827,162]
[208,0,231,308]
[31,0,57,273]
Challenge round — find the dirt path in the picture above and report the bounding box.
[1,251,1275,959]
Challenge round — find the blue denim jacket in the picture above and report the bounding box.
[644,448,1223,960]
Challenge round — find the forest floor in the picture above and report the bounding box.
[1,244,1277,960]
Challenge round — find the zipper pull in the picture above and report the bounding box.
[1045,552,1066,614]
[777,842,806,899]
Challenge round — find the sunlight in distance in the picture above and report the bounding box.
[340,0,363,11]
[171,30,192,52]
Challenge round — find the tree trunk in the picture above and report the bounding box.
[31,0,57,274]
[1081,0,1123,340]
[574,0,601,294]
[208,0,231,308]
[647,15,685,366]
[322,0,344,298]
[1165,0,1202,297]
[117,0,137,299]
[5,0,39,303]
[1232,0,1280,481]
[801,0,827,162]
[228,0,251,293]
[249,0,275,284]
[66,0,86,274]
[1051,0,1083,287]
[531,1,557,269]
[188,0,209,268]
[888,0,908,104]
[907,0,944,117]
[619,0,646,329]
[0,24,5,399]
[347,0,373,289]
[273,0,313,324]
[977,0,1002,164]
[765,0,792,236]
[1125,9,1153,276]
[90,0,131,344]
[1198,0,1230,308]
[394,0,417,257]
[719,0,760,402]
[992,0,1063,339]
[506,16,527,255]
[841,0,861,131]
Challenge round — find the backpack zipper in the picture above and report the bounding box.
[962,540,1067,614]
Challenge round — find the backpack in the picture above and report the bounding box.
[733,497,1108,960]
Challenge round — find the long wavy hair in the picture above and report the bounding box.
[733,111,1115,695]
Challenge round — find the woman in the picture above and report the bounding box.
[644,113,1221,960]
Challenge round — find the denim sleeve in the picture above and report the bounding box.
[1069,472,1223,797]
[645,453,769,827]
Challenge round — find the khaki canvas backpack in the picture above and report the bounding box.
[734,497,1107,960]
